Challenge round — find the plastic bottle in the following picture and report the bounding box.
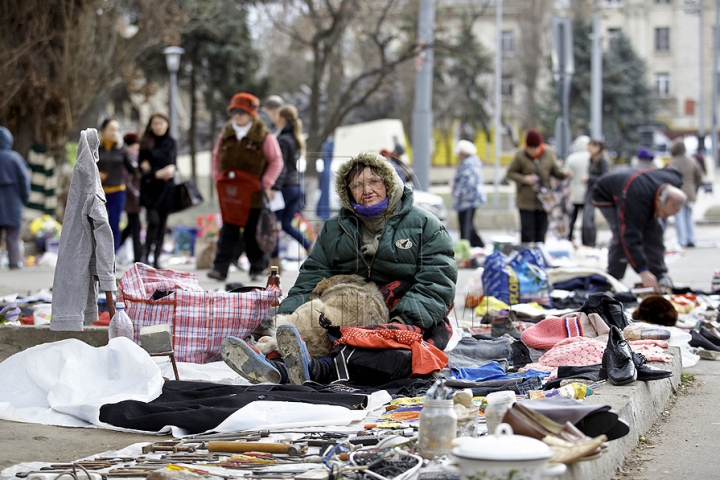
[262,266,281,329]
[418,398,457,459]
[484,390,516,435]
[108,302,135,341]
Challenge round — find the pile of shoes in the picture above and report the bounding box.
[501,399,628,465]
[689,321,720,360]
[600,326,673,385]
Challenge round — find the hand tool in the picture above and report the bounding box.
[207,441,307,456]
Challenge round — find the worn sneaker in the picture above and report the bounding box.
[221,336,281,384]
[276,324,311,385]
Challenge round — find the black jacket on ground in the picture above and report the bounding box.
[591,167,683,273]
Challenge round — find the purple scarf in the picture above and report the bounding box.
[350,197,389,217]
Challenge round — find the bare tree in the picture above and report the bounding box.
[514,0,554,130]
[0,0,224,160]
[265,0,420,178]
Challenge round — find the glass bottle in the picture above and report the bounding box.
[263,266,281,328]
[108,302,134,341]
[418,398,457,459]
[484,390,516,435]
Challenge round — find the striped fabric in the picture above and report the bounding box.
[118,263,279,363]
[26,147,57,215]
[563,316,584,338]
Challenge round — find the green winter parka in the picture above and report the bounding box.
[277,153,457,330]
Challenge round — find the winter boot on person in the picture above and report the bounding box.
[273,325,335,385]
[221,336,284,384]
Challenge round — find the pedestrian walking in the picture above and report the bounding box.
[97,118,136,252]
[592,168,685,291]
[138,113,176,269]
[668,139,703,248]
[565,135,590,245]
[207,92,283,282]
[258,95,283,133]
[451,139,486,248]
[582,138,611,247]
[269,104,313,268]
[119,132,142,263]
[506,130,571,244]
[0,126,30,269]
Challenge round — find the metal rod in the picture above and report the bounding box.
[493,0,503,208]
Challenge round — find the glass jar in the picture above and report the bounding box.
[484,390,516,435]
[418,398,457,459]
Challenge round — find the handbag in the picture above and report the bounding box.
[255,191,279,254]
[216,170,260,227]
[169,171,204,214]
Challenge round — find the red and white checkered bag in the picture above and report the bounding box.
[118,263,279,363]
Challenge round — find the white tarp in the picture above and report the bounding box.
[0,338,388,437]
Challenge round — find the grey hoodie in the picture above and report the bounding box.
[51,129,116,331]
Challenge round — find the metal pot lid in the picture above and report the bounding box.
[452,424,554,462]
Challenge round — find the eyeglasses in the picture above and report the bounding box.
[349,179,384,192]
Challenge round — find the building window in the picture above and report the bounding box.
[501,30,514,57]
[607,28,622,39]
[501,77,514,99]
[602,0,625,6]
[655,27,670,51]
[653,0,671,4]
[654,72,670,97]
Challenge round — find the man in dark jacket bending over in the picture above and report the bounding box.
[592,168,685,292]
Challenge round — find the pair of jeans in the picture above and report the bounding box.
[674,201,695,246]
[105,190,127,252]
[0,226,22,267]
[448,336,513,367]
[272,185,311,258]
[457,208,484,247]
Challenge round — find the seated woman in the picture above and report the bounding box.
[222,152,458,385]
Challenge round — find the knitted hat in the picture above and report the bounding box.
[455,139,477,156]
[632,295,678,327]
[123,132,138,146]
[227,92,260,117]
[526,130,543,147]
[636,147,654,160]
[520,313,610,350]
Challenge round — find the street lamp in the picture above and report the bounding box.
[163,46,184,140]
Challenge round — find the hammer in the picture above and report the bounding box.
[207,441,306,456]
[141,443,196,454]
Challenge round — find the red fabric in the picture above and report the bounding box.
[118,263,279,363]
[216,170,261,227]
[335,324,448,376]
[92,311,111,326]
[226,92,259,117]
[19,315,33,325]
[526,129,543,147]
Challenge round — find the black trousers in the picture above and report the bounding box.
[120,212,143,263]
[568,203,583,242]
[598,206,667,280]
[144,208,169,267]
[519,209,548,244]
[213,208,267,276]
[458,208,484,248]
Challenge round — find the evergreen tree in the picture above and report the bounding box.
[602,34,656,158]
[538,18,656,159]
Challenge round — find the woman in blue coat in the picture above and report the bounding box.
[451,140,487,248]
[0,127,30,269]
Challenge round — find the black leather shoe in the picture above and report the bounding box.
[689,329,720,352]
[699,327,720,347]
[633,352,672,381]
[601,326,637,386]
[207,270,227,281]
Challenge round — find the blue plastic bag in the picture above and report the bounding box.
[481,251,519,305]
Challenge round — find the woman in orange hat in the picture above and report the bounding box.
[207,93,283,282]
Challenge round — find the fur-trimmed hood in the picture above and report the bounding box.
[335,151,402,211]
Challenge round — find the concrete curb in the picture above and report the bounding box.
[562,346,682,479]
[0,325,108,361]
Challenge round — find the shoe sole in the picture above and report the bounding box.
[276,325,310,385]
[221,337,281,384]
[207,272,227,281]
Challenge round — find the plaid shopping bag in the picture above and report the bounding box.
[118,263,279,363]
